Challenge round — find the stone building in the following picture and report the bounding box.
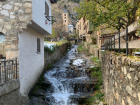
[0,0,55,100]
[63,9,69,32]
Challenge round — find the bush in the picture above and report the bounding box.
[78,45,84,52]
[86,57,105,105]
[44,46,55,53]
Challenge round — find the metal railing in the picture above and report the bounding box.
[102,26,129,56]
[0,58,18,84]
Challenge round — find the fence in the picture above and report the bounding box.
[0,58,19,84]
[101,19,140,56]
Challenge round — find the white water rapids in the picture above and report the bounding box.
[44,45,90,105]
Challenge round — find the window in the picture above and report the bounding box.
[65,17,66,19]
[37,38,40,53]
[45,2,49,16]
[0,33,5,59]
[65,20,66,22]
[64,14,66,16]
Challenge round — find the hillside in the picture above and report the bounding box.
[51,0,81,27]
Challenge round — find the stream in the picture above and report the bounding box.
[30,45,94,105]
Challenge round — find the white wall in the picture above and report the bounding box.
[68,26,73,33]
[32,0,52,35]
[18,27,44,96]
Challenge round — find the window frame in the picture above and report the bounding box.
[45,1,49,16]
[37,38,41,53]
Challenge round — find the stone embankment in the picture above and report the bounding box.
[44,43,68,67]
[83,42,101,59]
[102,51,140,105]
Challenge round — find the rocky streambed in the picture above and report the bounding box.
[30,45,98,105]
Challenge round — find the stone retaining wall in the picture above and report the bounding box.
[0,79,29,105]
[102,51,140,105]
[83,42,101,59]
[44,43,68,67]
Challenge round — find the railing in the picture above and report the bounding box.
[0,58,18,84]
[101,19,140,56]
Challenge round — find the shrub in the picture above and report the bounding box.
[78,45,84,52]
[44,46,55,53]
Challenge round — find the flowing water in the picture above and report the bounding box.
[44,45,90,105]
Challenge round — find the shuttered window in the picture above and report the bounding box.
[37,38,40,53]
[45,2,49,16]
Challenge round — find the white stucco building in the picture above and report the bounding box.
[0,0,56,97]
[68,25,74,34]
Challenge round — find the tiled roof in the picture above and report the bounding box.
[63,9,68,13]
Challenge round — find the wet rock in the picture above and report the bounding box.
[30,96,49,105]
[34,89,46,96]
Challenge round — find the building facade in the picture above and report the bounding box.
[76,18,98,43]
[63,9,69,32]
[0,0,55,97]
[68,25,74,34]
[76,17,88,41]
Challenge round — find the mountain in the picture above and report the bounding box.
[51,0,81,27]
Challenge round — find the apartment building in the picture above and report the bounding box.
[76,17,96,43]
[76,17,86,41]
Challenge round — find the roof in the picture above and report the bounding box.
[68,25,73,27]
[63,9,68,13]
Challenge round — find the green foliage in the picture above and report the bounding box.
[44,46,55,53]
[87,57,105,105]
[91,56,100,64]
[70,33,78,38]
[92,37,96,44]
[92,45,98,48]
[77,45,85,52]
[75,0,140,31]
[44,38,49,41]
[59,40,69,43]
[33,86,41,95]
[49,28,57,38]
[88,91,104,105]
[47,63,53,69]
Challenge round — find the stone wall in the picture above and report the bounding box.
[44,43,68,67]
[102,51,140,105]
[0,79,29,105]
[70,40,75,44]
[86,34,92,43]
[0,0,32,59]
[83,42,101,59]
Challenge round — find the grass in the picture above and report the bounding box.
[92,45,98,48]
[87,56,106,105]
[44,40,68,53]
[88,90,105,105]
[45,40,68,46]
[78,45,85,52]
[91,56,100,66]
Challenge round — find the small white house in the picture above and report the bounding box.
[0,0,56,97]
[68,25,74,34]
